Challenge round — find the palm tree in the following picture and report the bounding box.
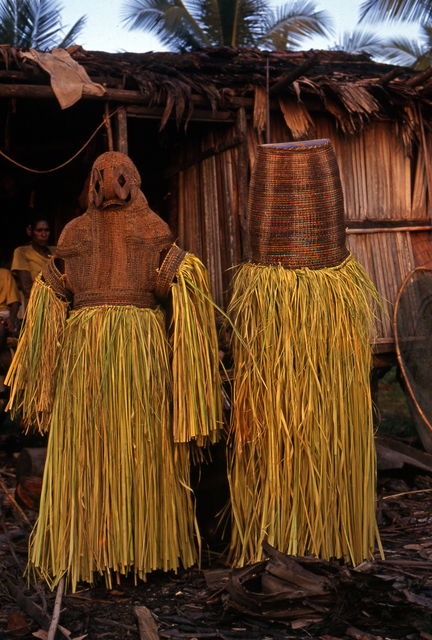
[359,0,432,24]
[329,29,383,58]
[121,0,333,51]
[0,0,86,49]
[359,0,432,68]
[378,24,432,69]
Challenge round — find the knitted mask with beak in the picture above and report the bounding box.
[89,151,141,209]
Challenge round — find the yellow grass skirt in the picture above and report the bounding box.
[227,256,382,567]
[29,305,196,591]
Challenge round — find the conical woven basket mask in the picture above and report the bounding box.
[90,151,141,208]
[248,139,348,269]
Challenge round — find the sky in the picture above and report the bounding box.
[61,0,419,54]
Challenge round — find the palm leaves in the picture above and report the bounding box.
[359,0,432,68]
[258,1,332,50]
[122,0,333,51]
[379,24,432,69]
[359,0,432,24]
[329,29,383,58]
[0,0,86,48]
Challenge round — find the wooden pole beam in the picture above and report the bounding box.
[236,107,251,261]
[104,103,114,151]
[126,105,235,122]
[374,66,404,86]
[115,106,128,155]
[346,226,432,234]
[406,66,432,88]
[269,53,319,95]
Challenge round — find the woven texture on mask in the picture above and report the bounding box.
[57,153,172,309]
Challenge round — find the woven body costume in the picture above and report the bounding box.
[6,152,222,591]
[228,140,382,567]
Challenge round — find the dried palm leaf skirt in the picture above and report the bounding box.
[227,256,382,567]
[29,305,196,591]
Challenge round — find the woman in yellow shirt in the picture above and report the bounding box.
[12,216,56,301]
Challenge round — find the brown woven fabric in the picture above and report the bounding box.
[42,258,73,302]
[248,139,348,269]
[56,152,173,309]
[155,246,187,302]
[90,152,141,209]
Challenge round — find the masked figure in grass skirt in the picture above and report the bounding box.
[228,139,383,567]
[6,152,222,592]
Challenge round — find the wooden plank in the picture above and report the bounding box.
[115,106,128,155]
[104,103,114,151]
[375,434,432,472]
[222,142,239,270]
[347,226,432,234]
[177,169,185,249]
[236,107,251,260]
[164,134,243,179]
[127,105,235,122]
[134,606,159,640]
[201,132,223,306]
[411,147,427,218]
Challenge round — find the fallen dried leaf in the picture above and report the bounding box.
[403,590,432,607]
[7,611,30,637]
[346,627,383,640]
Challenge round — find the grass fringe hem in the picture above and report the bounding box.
[227,256,382,567]
[29,305,197,592]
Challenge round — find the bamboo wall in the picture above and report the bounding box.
[174,124,243,309]
[315,117,428,351]
[172,109,430,352]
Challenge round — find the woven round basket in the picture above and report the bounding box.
[248,139,348,269]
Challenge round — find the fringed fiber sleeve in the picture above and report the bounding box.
[169,254,223,445]
[5,275,68,433]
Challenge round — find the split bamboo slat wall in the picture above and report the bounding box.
[175,125,243,309]
[314,117,428,351]
[173,108,429,353]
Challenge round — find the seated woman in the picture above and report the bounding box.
[0,267,20,410]
[11,215,56,302]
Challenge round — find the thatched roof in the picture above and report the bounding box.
[1,45,431,134]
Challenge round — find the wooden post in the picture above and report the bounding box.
[265,58,271,144]
[236,107,251,260]
[104,103,114,152]
[418,104,432,227]
[116,106,128,155]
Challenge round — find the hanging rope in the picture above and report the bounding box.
[0,107,121,174]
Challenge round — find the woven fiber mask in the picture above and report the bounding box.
[89,151,141,208]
